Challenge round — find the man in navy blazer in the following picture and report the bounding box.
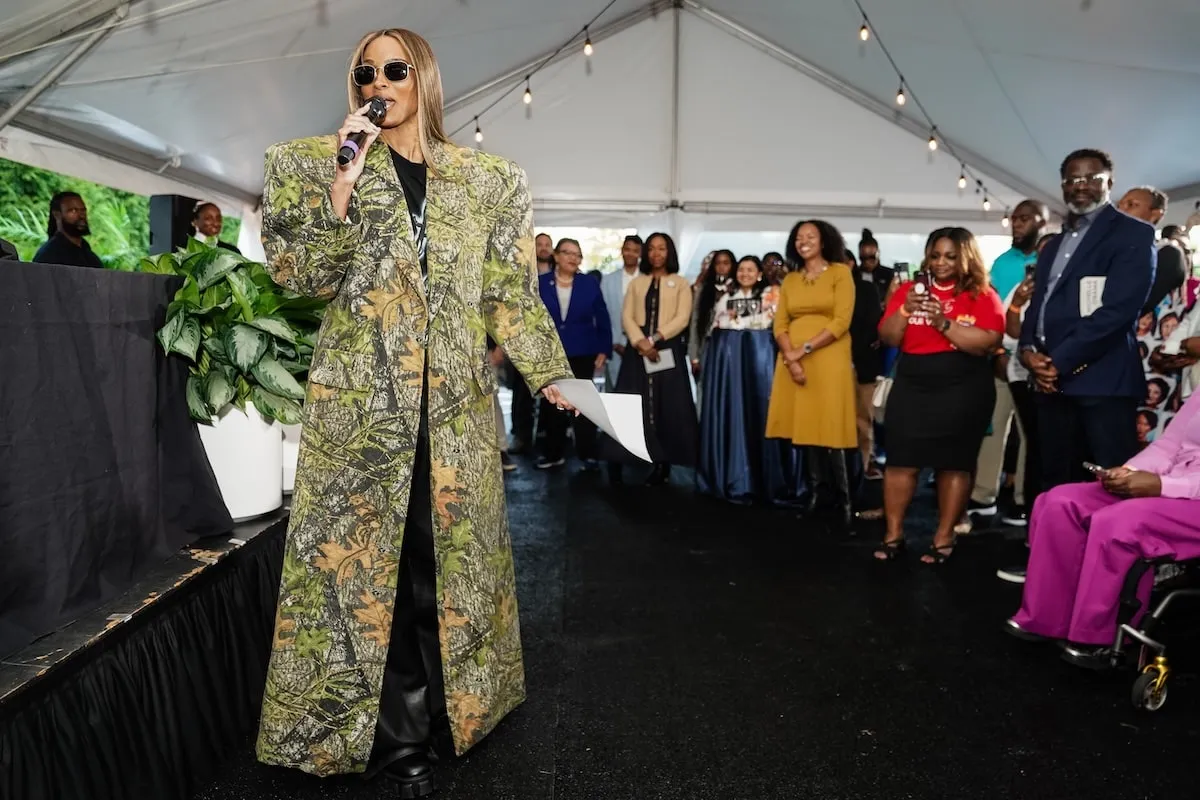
[535,239,613,469]
[1019,148,1156,490]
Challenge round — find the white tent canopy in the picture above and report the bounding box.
[2,0,1198,249]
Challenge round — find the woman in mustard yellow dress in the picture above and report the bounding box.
[766,219,858,529]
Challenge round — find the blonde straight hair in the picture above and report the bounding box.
[345,28,451,169]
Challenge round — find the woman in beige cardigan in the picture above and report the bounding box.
[602,232,699,485]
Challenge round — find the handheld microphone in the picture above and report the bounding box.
[337,97,388,166]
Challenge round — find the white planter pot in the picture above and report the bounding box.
[282,423,302,494]
[198,401,284,522]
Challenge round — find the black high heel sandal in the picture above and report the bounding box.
[921,538,957,565]
[873,537,906,561]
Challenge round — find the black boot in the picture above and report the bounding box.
[645,463,671,486]
[384,748,438,798]
[801,447,824,516]
[828,448,854,534]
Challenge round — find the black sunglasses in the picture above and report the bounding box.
[352,60,415,87]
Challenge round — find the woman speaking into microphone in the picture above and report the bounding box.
[254,28,574,795]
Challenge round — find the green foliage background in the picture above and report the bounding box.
[0,157,241,268]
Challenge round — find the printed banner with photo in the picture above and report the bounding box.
[1137,287,1191,447]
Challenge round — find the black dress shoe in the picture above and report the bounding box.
[645,464,670,486]
[384,750,438,798]
[1061,644,1119,671]
[1003,619,1055,643]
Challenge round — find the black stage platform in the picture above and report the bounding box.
[0,511,288,800]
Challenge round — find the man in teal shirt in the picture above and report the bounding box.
[990,200,1049,299]
[968,200,1048,526]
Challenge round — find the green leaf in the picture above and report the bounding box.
[249,314,298,344]
[204,368,236,411]
[252,353,306,400]
[157,310,184,353]
[170,317,202,361]
[274,340,298,360]
[236,376,253,404]
[203,335,230,365]
[186,374,212,422]
[200,282,231,312]
[185,237,209,255]
[223,323,270,372]
[251,385,303,425]
[178,274,202,307]
[188,248,242,290]
[226,267,258,320]
[280,358,309,375]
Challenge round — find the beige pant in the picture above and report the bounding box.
[971,377,1025,506]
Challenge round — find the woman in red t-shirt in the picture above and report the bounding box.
[873,228,1005,564]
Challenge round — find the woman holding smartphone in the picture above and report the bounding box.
[873,228,1005,563]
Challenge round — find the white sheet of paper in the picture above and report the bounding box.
[643,347,676,374]
[1079,276,1105,317]
[552,378,652,462]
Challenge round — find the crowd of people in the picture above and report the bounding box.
[499,147,1200,670]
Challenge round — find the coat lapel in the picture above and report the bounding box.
[360,142,424,301]
[543,275,563,321]
[424,142,468,324]
[1053,205,1117,291]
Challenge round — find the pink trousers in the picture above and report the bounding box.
[1012,481,1200,645]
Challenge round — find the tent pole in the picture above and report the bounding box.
[0,4,129,132]
[668,1,682,201]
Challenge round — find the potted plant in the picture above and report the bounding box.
[146,241,326,518]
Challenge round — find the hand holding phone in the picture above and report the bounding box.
[1083,461,1105,474]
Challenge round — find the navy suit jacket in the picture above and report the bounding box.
[539,271,612,359]
[1019,204,1156,398]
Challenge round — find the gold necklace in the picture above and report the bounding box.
[801,263,828,284]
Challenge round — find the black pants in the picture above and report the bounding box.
[542,355,599,461]
[1008,380,1041,509]
[1035,392,1138,493]
[368,392,449,773]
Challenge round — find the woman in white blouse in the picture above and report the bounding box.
[697,256,793,504]
[710,256,779,331]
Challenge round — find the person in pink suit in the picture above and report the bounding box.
[1006,389,1200,669]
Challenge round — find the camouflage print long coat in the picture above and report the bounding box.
[254,135,570,776]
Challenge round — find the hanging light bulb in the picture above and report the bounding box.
[584,28,593,56]
[958,171,967,190]
[895,83,906,106]
[1001,209,1010,227]
[859,22,870,41]
[983,195,992,212]
[927,130,938,151]
[523,77,532,105]
[474,118,483,143]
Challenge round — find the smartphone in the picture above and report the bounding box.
[1082,461,1105,474]
[1025,263,1036,279]
[895,262,911,281]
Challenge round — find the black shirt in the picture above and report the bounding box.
[33,233,104,269]
[862,264,895,310]
[389,148,428,277]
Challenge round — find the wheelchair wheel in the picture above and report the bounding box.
[1132,669,1168,711]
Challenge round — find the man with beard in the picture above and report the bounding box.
[1019,149,1155,489]
[33,192,104,268]
[968,200,1049,524]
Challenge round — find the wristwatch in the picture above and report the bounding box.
[939,318,951,333]
[803,342,814,355]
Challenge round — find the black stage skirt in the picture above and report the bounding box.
[884,350,994,472]
[601,332,698,466]
[696,328,805,504]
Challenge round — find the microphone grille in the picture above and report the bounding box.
[367,96,388,124]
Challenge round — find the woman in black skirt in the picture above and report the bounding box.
[605,232,698,485]
[872,228,1005,563]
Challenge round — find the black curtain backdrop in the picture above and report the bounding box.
[0,520,285,800]
[0,261,232,658]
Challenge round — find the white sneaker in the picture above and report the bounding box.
[996,567,1027,584]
